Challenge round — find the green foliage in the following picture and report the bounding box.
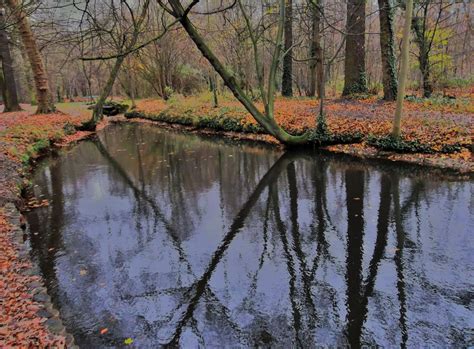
[426,28,453,83]
[309,114,363,146]
[367,135,433,153]
[21,138,51,165]
[440,143,462,154]
[343,72,369,97]
[439,77,474,89]
[164,86,174,99]
[124,109,265,134]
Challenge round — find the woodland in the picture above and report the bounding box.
[0,0,473,347]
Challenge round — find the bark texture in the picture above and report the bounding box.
[393,0,414,137]
[0,7,21,111]
[378,0,398,100]
[308,0,324,98]
[5,0,54,113]
[343,0,368,96]
[282,0,293,97]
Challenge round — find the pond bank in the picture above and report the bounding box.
[118,115,474,174]
[0,110,97,347]
[24,122,474,347]
[0,105,471,346]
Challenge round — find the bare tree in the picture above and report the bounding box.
[0,5,21,111]
[282,0,293,97]
[393,0,414,137]
[378,0,398,100]
[158,0,309,145]
[342,0,368,96]
[5,0,54,113]
[76,0,154,130]
[307,0,324,98]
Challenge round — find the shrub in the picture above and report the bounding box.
[367,135,433,153]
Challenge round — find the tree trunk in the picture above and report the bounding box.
[392,0,414,138]
[83,56,125,130]
[165,0,308,145]
[5,0,54,113]
[342,0,368,96]
[412,15,433,98]
[378,0,398,100]
[281,0,293,97]
[0,6,21,111]
[308,0,324,98]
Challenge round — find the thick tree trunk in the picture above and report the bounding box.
[308,0,324,98]
[0,6,21,111]
[5,0,54,113]
[378,0,398,100]
[342,0,368,96]
[281,0,293,97]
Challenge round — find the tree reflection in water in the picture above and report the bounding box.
[26,124,473,348]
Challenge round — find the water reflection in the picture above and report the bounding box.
[26,124,473,348]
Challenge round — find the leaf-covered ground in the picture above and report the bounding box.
[0,108,91,347]
[130,93,472,170]
[0,209,66,347]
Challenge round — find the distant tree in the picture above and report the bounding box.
[77,0,155,130]
[411,0,452,98]
[342,0,368,96]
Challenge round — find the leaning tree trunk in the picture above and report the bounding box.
[0,6,21,111]
[165,0,308,145]
[281,0,293,97]
[378,0,398,100]
[342,0,368,96]
[5,0,54,113]
[308,0,324,98]
[83,56,125,129]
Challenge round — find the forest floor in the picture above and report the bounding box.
[127,91,473,172]
[0,91,472,346]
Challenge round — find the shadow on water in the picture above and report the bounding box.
[26,123,473,348]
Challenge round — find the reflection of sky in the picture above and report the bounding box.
[27,124,473,348]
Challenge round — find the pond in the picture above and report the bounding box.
[26,123,473,348]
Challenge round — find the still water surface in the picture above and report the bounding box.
[26,124,473,348]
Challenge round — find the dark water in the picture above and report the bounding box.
[26,123,473,348]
